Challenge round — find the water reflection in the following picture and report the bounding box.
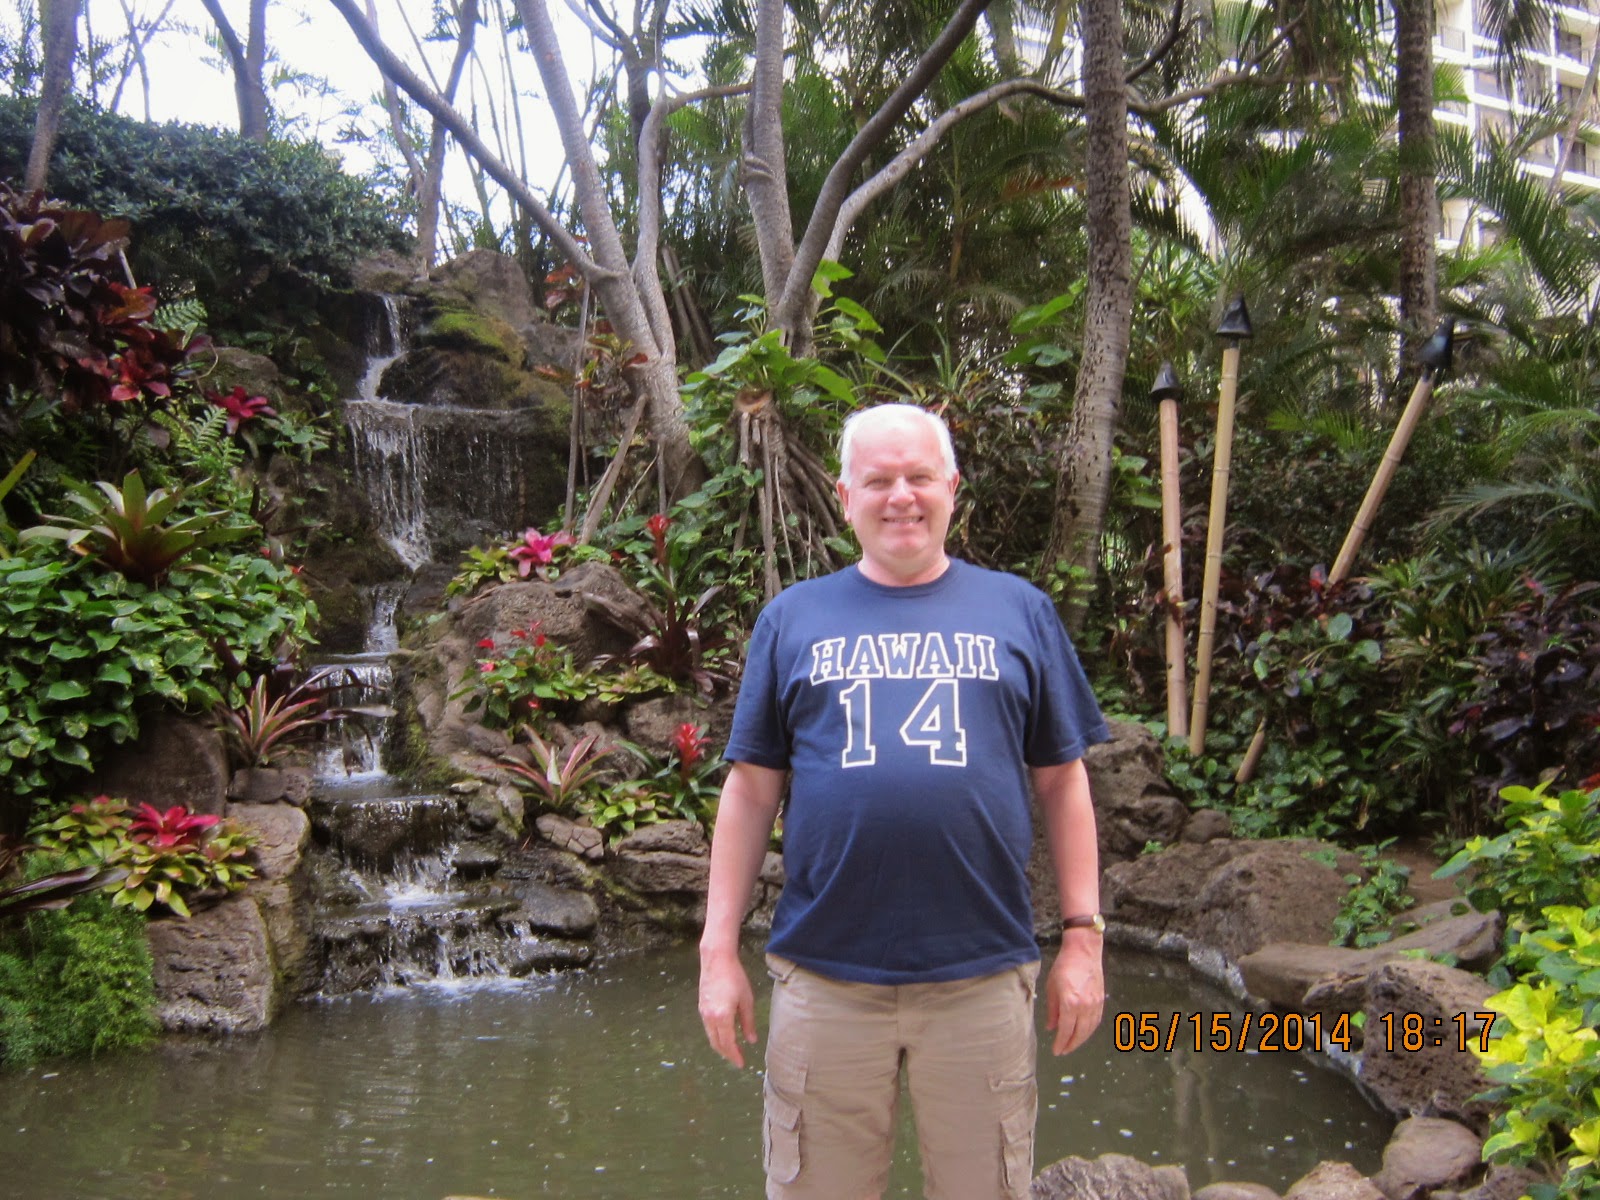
[0,945,1389,1199]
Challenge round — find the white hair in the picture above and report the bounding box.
[838,404,958,484]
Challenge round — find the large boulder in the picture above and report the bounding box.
[1103,840,1356,961]
[1032,1154,1190,1200]
[227,801,315,996]
[1085,720,1193,862]
[1357,960,1496,1123]
[146,893,279,1034]
[88,716,230,817]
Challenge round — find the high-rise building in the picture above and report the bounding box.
[1436,0,1599,245]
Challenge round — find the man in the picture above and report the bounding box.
[698,403,1109,1199]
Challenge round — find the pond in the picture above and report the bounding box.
[0,942,1390,1199]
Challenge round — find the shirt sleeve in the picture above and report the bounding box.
[723,604,792,769]
[1023,591,1111,766]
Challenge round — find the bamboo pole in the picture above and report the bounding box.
[1152,363,1189,738]
[1328,318,1456,587]
[1189,296,1253,755]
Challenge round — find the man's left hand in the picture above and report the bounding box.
[1045,934,1104,1055]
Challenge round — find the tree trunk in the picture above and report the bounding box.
[25,0,82,192]
[417,0,479,268]
[1046,0,1132,633]
[1394,0,1436,370]
[199,0,269,143]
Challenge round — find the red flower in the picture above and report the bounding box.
[129,802,220,850]
[673,722,708,783]
[477,637,496,649]
[534,632,547,647]
[479,660,497,672]
[510,629,527,639]
[508,527,576,577]
[206,385,276,434]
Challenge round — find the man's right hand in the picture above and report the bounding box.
[699,947,759,1067]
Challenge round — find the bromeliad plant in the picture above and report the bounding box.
[585,514,739,697]
[499,725,614,815]
[0,833,125,923]
[21,470,255,585]
[460,623,605,728]
[215,666,361,768]
[29,795,258,918]
[607,722,725,831]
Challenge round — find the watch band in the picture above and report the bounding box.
[1061,912,1105,934]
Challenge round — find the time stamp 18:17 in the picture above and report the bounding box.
[1112,1010,1499,1054]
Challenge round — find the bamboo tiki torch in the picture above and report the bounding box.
[1152,363,1190,739]
[1328,318,1456,587]
[1189,296,1253,755]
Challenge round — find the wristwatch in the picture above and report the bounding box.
[1061,913,1105,934]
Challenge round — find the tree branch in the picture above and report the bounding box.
[327,0,605,280]
[773,0,995,337]
[1126,0,1184,84]
[824,79,1082,262]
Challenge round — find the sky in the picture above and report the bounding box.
[5,0,619,226]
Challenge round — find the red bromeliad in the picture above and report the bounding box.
[673,722,708,785]
[128,803,220,851]
[647,513,671,565]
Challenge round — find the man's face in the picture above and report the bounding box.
[836,415,958,587]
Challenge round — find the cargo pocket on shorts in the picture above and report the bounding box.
[993,1078,1036,1194]
[763,1057,806,1185]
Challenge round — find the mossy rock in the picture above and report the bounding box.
[418,310,525,366]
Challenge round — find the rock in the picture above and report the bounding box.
[351,249,417,293]
[206,346,281,404]
[312,793,457,869]
[1457,1165,1549,1200]
[227,766,313,805]
[428,249,540,332]
[611,819,707,856]
[1358,960,1496,1122]
[465,723,513,759]
[89,716,230,816]
[1240,943,1375,1009]
[621,693,737,759]
[1194,1185,1280,1200]
[1373,1117,1482,1200]
[147,894,278,1034]
[1084,720,1191,861]
[502,938,593,974]
[507,880,599,936]
[1282,1162,1384,1200]
[610,849,711,894]
[1103,840,1356,961]
[1031,1153,1190,1199]
[1193,1186,1278,1200]
[1380,909,1503,973]
[451,842,503,878]
[535,812,605,860]
[1181,809,1233,843]
[227,802,310,882]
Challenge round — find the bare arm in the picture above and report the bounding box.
[698,761,786,1068]
[1034,757,1104,1055]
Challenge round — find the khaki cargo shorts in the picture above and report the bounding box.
[762,953,1040,1200]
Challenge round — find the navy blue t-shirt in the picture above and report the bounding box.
[724,559,1109,985]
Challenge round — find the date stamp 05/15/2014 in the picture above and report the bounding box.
[1111,1010,1500,1055]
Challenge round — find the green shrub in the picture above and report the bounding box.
[0,537,316,812]
[1475,903,1600,1200]
[0,887,157,1068]
[1434,783,1600,929]
[1330,843,1416,948]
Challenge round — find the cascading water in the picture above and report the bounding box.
[303,302,596,995]
[342,293,563,570]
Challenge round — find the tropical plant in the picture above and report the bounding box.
[214,667,358,768]
[29,795,258,919]
[1434,783,1600,930]
[611,722,726,828]
[499,726,614,815]
[460,623,609,729]
[585,513,740,696]
[0,834,124,923]
[1329,843,1416,949]
[1475,902,1600,1200]
[21,470,255,584]
[445,544,520,599]
[0,534,315,812]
